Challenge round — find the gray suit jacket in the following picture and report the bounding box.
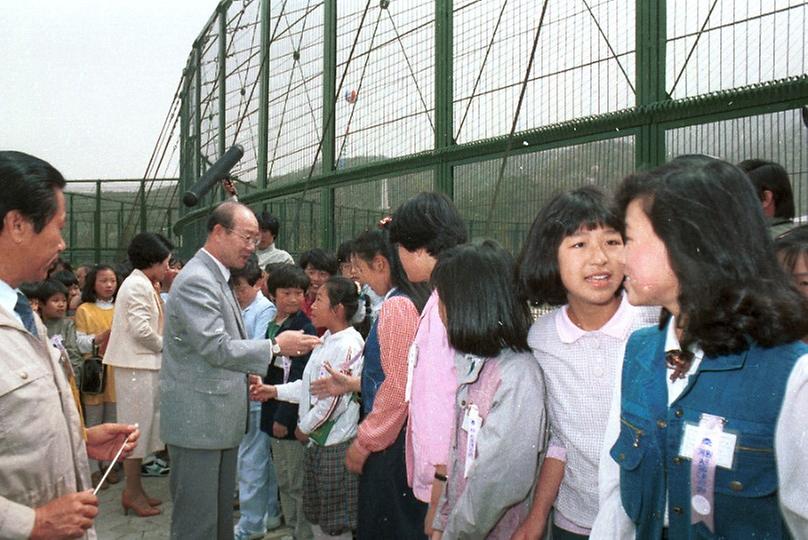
[160,249,271,449]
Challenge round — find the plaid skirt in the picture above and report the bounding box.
[303,439,359,535]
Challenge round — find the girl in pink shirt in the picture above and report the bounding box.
[389,192,467,535]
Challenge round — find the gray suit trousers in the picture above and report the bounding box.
[168,445,238,540]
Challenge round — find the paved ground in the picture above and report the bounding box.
[94,474,293,539]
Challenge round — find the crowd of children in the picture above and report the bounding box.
[19,154,808,539]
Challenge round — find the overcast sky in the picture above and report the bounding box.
[1,1,219,180]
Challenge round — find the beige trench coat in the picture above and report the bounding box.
[0,306,94,539]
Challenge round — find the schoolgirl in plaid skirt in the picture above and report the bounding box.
[253,276,366,538]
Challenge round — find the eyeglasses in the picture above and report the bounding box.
[226,227,260,247]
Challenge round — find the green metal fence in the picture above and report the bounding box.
[158,0,808,260]
[63,179,180,265]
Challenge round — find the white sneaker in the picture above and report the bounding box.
[233,526,266,540]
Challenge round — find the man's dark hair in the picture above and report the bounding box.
[267,264,310,295]
[256,211,280,236]
[50,270,79,288]
[299,248,338,275]
[36,279,69,303]
[231,253,263,286]
[738,159,795,219]
[389,192,467,256]
[128,232,174,270]
[0,151,67,233]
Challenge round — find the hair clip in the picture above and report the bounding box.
[378,216,392,229]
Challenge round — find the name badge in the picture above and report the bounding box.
[50,335,76,379]
[682,413,734,533]
[463,403,481,478]
[404,343,418,403]
[679,421,736,469]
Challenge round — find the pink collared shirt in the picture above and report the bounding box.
[536,294,657,535]
[406,290,457,503]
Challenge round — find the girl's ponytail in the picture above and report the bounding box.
[324,276,370,337]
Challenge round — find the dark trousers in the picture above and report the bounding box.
[168,445,238,540]
[551,522,589,540]
[357,427,428,540]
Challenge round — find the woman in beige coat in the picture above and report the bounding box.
[105,232,173,517]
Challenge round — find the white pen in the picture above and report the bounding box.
[92,423,138,495]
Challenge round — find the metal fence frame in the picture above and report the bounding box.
[170,0,808,258]
[64,179,179,264]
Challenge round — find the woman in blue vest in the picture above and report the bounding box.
[590,155,808,539]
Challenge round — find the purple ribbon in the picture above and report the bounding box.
[690,413,723,532]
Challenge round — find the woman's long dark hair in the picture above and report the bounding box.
[80,264,120,304]
[617,154,808,356]
[352,224,431,313]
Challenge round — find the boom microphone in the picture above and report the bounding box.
[182,144,245,207]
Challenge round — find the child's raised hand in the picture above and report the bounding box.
[249,382,277,402]
[310,362,360,398]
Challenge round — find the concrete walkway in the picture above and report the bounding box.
[94,474,293,539]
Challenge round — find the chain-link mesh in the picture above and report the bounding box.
[65,0,808,264]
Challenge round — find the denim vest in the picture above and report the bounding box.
[613,325,805,539]
[360,288,406,414]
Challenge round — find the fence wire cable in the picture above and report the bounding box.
[384,7,435,134]
[483,0,549,236]
[669,0,719,96]
[581,0,635,94]
[286,5,323,142]
[456,0,509,141]
[290,0,375,247]
[336,6,385,165]
[230,0,292,147]
[269,1,314,178]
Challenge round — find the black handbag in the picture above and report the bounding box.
[80,343,106,395]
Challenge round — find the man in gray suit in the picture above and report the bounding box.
[160,201,320,539]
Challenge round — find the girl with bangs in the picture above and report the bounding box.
[514,187,658,540]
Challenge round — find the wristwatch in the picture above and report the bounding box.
[270,339,281,356]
